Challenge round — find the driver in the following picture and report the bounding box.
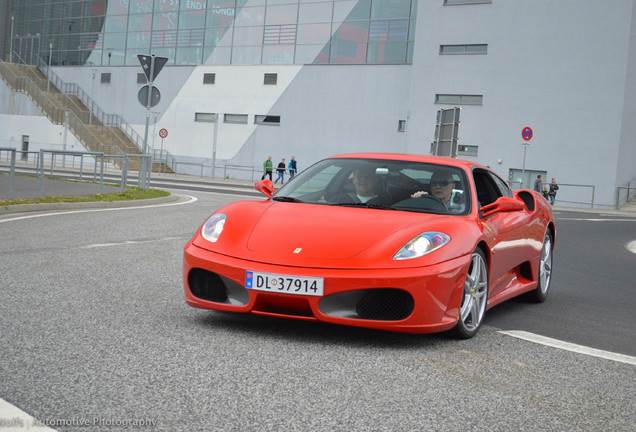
[412,169,464,213]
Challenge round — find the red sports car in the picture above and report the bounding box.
[183,153,555,338]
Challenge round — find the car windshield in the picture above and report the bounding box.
[272,158,471,215]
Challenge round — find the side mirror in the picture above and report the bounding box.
[481,196,526,218]
[255,179,276,198]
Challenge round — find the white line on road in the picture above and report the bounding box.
[0,195,197,224]
[626,240,636,254]
[80,236,188,249]
[499,330,636,365]
[557,217,636,222]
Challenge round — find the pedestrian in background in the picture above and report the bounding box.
[288,156,297,180]
[261,156,273,180]
[534,175,543,194]
[275,158,286,184]
[548,178,559,205]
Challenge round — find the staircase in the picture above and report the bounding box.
[621,195,636,212]
[0,60,171,173]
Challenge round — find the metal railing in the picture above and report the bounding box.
[615,175,636,209]
[509,181,597,208]
[1,149,152,198]
[37,56,146,153]
[0,59,126,162]
[38,149,106,196]
[224,164,261,182]
[0,147,17,199]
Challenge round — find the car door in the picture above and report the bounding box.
[473,169,532,297]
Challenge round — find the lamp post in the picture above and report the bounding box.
[212,113,219,179]
[90,68,97,125]
[9,16,14,63]
[47,39,54,91]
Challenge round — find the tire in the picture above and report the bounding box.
[527,230,553,303]
[452,248,489,339]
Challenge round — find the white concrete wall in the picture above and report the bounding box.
[409,0,636,208]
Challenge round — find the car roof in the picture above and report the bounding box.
[328,153,487,171]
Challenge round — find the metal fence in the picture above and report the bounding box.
[509,181,596,208]
[0,148,152,198]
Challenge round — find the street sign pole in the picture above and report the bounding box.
[521,142,529,188]
[158,128,168,173]
[142,57,155,155]
[520,126,533,188]
[137,54,168,188]
[141,56,156,189]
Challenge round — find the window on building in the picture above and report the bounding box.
[100,73,111,84]
[224,114,248,124]
[264,73,278,85]
[194,112,217,123]
[398,120,407,132]
[255,115,281,125]
[435,94,483,105]
[458,145,478,156]
[137,73,147,84]
[440,44,488,54]
[203,73,216,84]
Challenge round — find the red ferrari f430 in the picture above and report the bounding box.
[184,154,555,338]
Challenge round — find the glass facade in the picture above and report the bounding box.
[10,0,417,67]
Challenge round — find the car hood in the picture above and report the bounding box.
[194,201,474,268]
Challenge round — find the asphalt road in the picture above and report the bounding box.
[0,190,634,431]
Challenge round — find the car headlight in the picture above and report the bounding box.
[393,232,450,260]
[201,213,226,242]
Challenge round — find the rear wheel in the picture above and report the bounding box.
[527,230,553,302]
[452,248,488,339]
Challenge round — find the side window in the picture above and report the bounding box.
[489,172,512,198]
[473,169,502,206]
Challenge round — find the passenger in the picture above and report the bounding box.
[412,169,465,213]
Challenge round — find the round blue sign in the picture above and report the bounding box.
[522,127,533,141]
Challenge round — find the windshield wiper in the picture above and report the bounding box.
[272,196,304,203]
[330,202,393,210]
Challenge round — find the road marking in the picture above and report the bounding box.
[499,330,636,365]
[0,195,197,224]
[626,240,636,254]
[557,217,636,222]
[80,236,188,249]
[0,398,57,431]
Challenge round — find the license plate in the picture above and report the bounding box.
[245,271,324,296]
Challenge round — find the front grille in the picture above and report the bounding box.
[356,289,414,321]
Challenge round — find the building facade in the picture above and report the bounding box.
[1,0,635,209]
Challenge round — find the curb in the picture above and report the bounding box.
[0,193,182,215]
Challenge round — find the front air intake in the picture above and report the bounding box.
[356,289,415,321]
[188,269,228,303]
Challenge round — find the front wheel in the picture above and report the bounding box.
[452,248,489,339]
[526,230,553,302]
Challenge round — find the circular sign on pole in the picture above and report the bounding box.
[159,128,168,139]
[137,85,161,108]
[522,126,533,141]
